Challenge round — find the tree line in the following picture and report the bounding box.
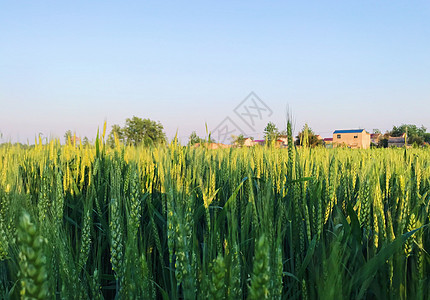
[229,122,323,147]
[62,116,167,147]
[107,116,166,147]
[375,124,430,147]
[5,118,428,148]
[227,123,430,148]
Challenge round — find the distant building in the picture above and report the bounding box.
[243,137,254,147]
[277,135,289,146]
[232,137,254,147]
[323,137,333,148]
[333,129,371,149]
[276,139,287,148]
[388,133,407,147]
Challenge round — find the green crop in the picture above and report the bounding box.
[0,128,429,299]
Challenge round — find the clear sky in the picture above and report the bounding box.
[1,1,429,143]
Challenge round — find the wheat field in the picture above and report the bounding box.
[0,129,429,299]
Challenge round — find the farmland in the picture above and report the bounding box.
[0,131,429,299]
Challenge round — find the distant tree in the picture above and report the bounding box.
[264,122,279,144]
[372,129,381,134]
[295,124,323,147]
[64,130,73,143]
[376,131,390,148]
[424,132,430,144]
[232,134,246,147]
[409,135,424,146]
[207,134,216,144]
[83,136,90,146]
[278,129,288,136]
[188,131,204,146]
[123,116,167,146]
[391,124,426,137]
[107,124,124,147]
[0,142,30,149]
[390,124,427,146]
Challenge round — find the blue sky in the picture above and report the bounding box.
[1,1,429,143]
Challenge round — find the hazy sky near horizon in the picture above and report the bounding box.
[1,1,429,143]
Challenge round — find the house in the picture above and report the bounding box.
[323,138,333,148]
[233,137,255,148]
[232,137,255,147]
[243,137,255,147]
[388,133,407,147]
[277,135,289,146]
[276,139,287,148]
[333,129,371,149]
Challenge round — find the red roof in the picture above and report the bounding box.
[323,138,333,141]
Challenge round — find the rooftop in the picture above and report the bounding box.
[388,136,405,143]
[333,129,366,134]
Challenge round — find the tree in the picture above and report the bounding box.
[107,124,124,147]
[295,124,323,147]
[188,131,203,146]
[278,129,288,136]
[232,134,246,147]
[378,132,390,148]
[107,117,166,147]
[123,116,166,146]
[390,124,427,146]
[390,124,425,137]
[424,132,430,144]
[264,122,279,144]
[64,130,73,143]
[82,137,90,146]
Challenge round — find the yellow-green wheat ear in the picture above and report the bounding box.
[0,225,8,260]
[17,211,50,299]
[249,234,270,299]
[208,255,226,299]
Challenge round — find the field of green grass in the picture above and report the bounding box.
[0,132,429,299]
